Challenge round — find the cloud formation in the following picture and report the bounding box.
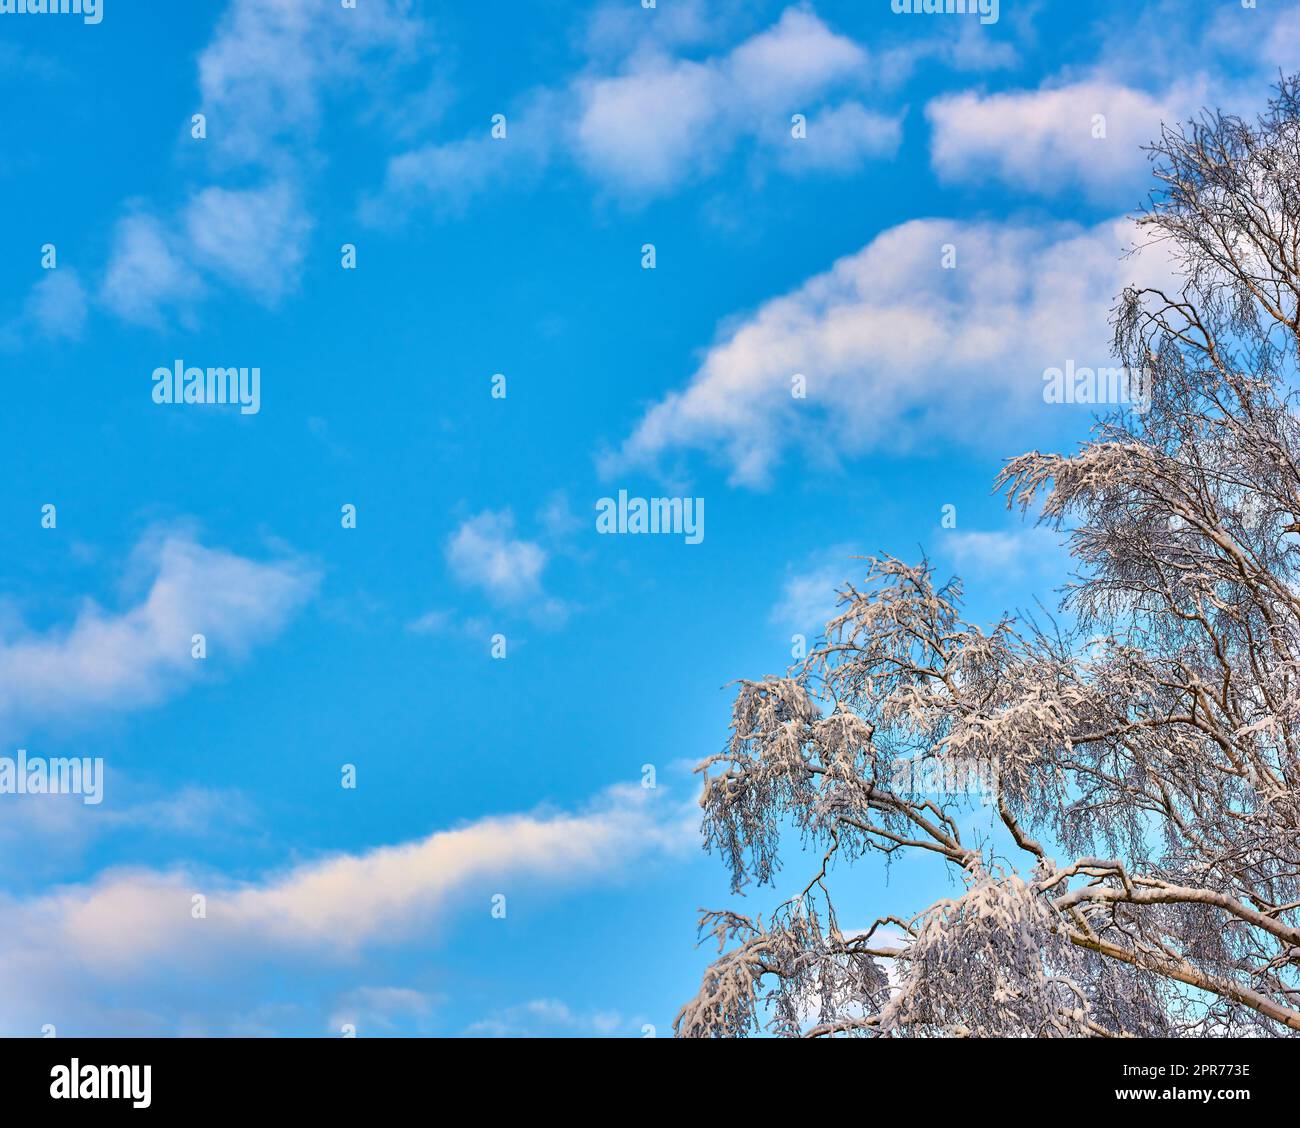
[195,0,429,167]
[100,181,312,326]
[100,214,205,328]
[445,510,548,604]
[183,180,313,304]
[769,546,862,635]
[366,7,901,217]
[608,215,1173,487]
[0,783,691,1034]
[926,78,1201,203]
[938,527,1069,586]
[0,533,316,730]
[97,0,429,327]
[0,269,89,347]
[464,997,628,1038]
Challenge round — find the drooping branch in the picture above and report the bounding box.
[679,74,1300,1039]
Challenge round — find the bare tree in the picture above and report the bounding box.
[677,77,1300,1038]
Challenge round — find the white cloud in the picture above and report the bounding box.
[0,783,693,1034]
[92,0,428,328]
[328,986,437,1037]
[573,59,721,194]
[22,269,88,340]
[0,784,257,885]
[361,95,558,221]
[196,0,428,166]
[0,532,316,730]
[445,510,548,605]
[926,78,1202,202]
[725,6,866,100]
[580,0,739,62]
[607,214,1174,487]
[576,5,903,190]
[1,269,89,347]
[100,179,310,325]
[769,546,861,635]
[184,180,312,304]
[406,609,453,635]
[922,2,1300,206]
[1091,1,1300,91]
[465,997,628,1038]
[777,101,903,174]
[99,214,203,327]
[939,527,1068,585]
[368,7,899,215]
[537,492,584,542]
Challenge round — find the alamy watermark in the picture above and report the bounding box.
[0,750,104,805]
[0,0,102,24]
[596,490,704,544]
[1043,361,1151,412]
[50,1060,150,1109]
[152,360,261,415]
[891,0,998,26]
[890,752,996,799]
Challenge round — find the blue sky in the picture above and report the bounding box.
[0,0,1296,1036]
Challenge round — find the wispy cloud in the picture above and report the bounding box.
[0,783,693,1034]
[91,0,430,330]
[99,181,311,327]
[22,269,88,340]
[183,180,313,304]
[573,7,892,193]
[606,215,1174,487]
[328,986,438,1037]
[926,78,1203,204]
[0,269,89,348]
[0,532,316,731]
[769,545,862,636]
[937,527,1070,589]
[446,510,549,604]
[428,509,575,629]
[195,0,431,167]
[99,213,205,328]
[464,997,630,1038]
[365,7,901,219]
[923,0,1300,205]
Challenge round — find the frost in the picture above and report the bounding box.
[678,78,1300,1038]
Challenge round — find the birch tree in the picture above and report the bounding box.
[677,77,1300,1038]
